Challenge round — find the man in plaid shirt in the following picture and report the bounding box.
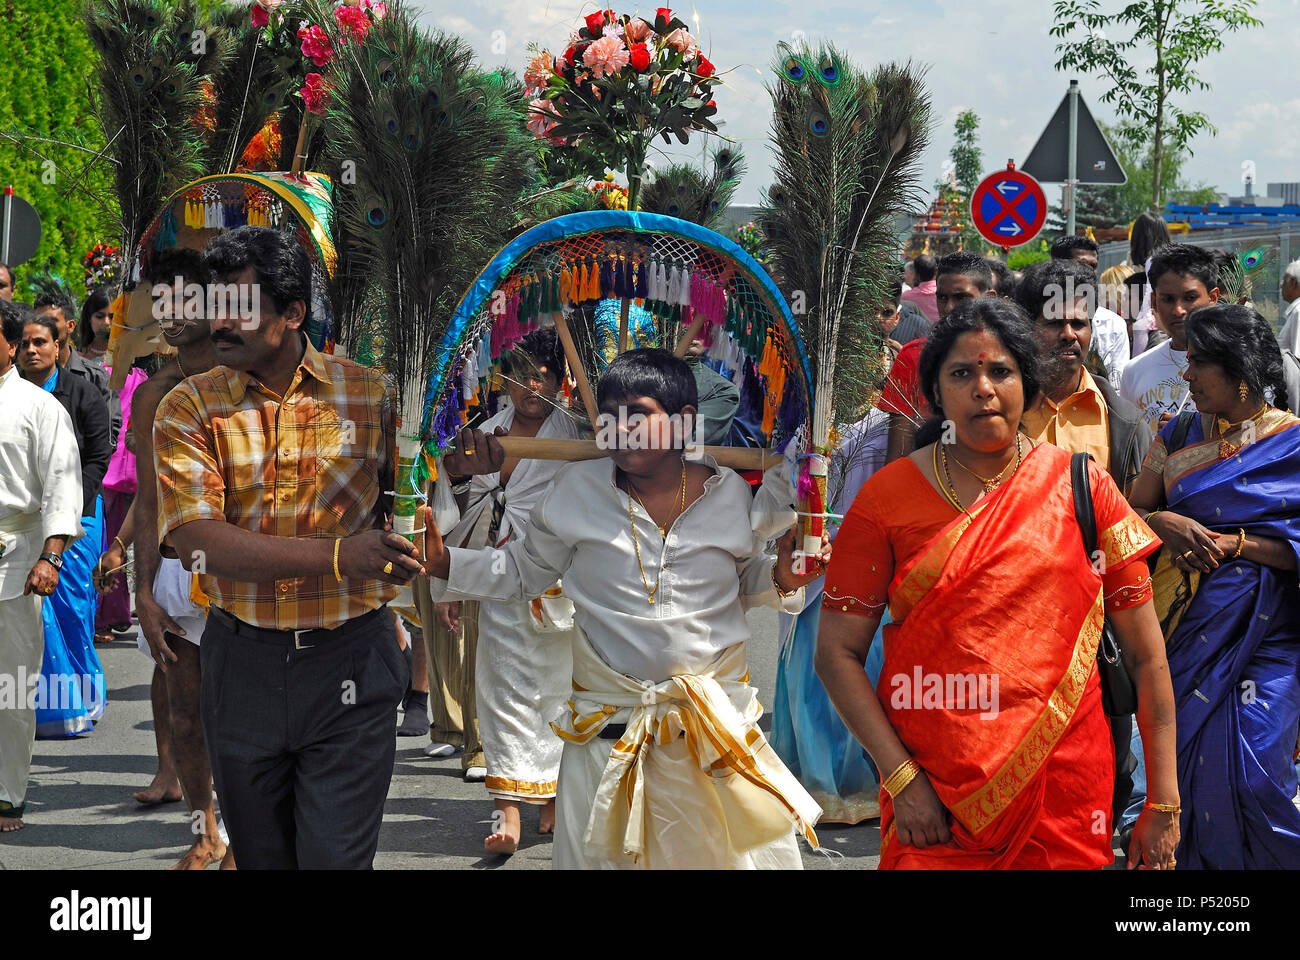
[155,226,423,868]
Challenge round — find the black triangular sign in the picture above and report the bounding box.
[1021,88,1126,185]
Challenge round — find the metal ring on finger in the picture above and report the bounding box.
[383,561,394,575]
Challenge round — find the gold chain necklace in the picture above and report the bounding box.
[626,459,687,605]
[630,462,687,538]
[947,443,1018,494]
[1214,405,1268,460]
[937,435,1023,512]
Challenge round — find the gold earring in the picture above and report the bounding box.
[1239,381,1249,403]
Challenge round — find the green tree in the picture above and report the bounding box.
[1050,0,1261,208]
[933,110,984,250]
[0,0,116,300]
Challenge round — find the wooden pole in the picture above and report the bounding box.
[616,295,631,354]
[672,310,710,358]
[496,436,781,471]
[552,309,599,426]
[290,116,311,177]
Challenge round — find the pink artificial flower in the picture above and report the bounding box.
[524,51,554,93]
[663,26,697,61]
[334,4,372,43]
[251,2,269,27]
[300,72,332,115]
[582,34,629,79]
[601,21,624,39]
[624,16,651,42]
[526,98,560,137]
[363,0,387,18]
[297,24,335,67]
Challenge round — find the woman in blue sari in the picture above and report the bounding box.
[1130,303,1300,868]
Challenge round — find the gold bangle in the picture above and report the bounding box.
[1144,800,1181,814]
[882,758,921,798]
[332,537,344,583]
[1230,528,1246,559]
[770,561,798,599]
[112,535,127,554]
[1143,510,1161,524]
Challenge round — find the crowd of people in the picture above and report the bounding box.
[0,216,1298,871]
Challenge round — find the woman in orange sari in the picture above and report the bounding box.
[816,298,1182,869]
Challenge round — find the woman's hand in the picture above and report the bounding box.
[1151,512,1223,574]
[774,525,832,592]
[1127,806,1180,870]
[93,543,127,594]
[893,771,953,849]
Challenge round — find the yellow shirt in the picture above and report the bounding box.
[1022,367,1110,471]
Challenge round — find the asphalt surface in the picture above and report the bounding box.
[0,606,881,870]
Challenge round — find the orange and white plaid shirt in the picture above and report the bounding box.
[154,336,399,630]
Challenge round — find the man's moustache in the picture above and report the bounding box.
[211,332,243,345]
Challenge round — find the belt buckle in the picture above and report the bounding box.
[293,629,314,650]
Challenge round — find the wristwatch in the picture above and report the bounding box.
[39,552,64,570]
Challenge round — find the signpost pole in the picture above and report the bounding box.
[1066,80,1079,237]
[1,186,13,264]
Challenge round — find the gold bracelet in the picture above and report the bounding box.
[1144,800,1181,814]
[1230,528,1246,559]
[882,758,921,798]
[332,537,344,583]
[1143,510,1161,524]
[112,535,127,554]
[770,561,798,599]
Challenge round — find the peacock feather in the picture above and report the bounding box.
[639,145,746,231]
[1218,246,1273,305]
[759,42,931,447]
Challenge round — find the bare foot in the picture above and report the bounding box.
[132,775,183,806]
[0,814,23,833]
[171,834,227,870]
[219,848,236,870]
[485,801,521,855]
[538,799,556,835]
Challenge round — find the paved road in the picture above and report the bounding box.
[0,607,880,870]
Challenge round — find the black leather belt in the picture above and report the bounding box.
[210,605,388,649]
[598,722,627,740]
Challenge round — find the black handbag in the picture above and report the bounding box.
[1070,452,1138,717]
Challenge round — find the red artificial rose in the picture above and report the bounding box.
[563,45,576,66]
[696,55,714,77]
[584,11,605,34]
[251,2,269,28]
[707,99,716,108]
[656,7,672,23]
[628,42,650,71]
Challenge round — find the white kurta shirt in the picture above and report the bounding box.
[433,455,803,683]
[1092,306,1131,391]
[0,365,84,601]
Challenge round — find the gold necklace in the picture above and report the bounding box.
[630,460,687,537]
[938,435,1022,512]
[1214,405,1268,460]
[947,444,1019,494]
[625,459,687,604]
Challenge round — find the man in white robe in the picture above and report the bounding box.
[0,301,83,831]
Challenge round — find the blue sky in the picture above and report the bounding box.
[408,0,1299,209]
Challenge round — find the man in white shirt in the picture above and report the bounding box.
[424,348,831,869]
[1051,235,1129,388]
[0,300,84,832]
[1279,260,1300,410]
[1120,244,1222,432]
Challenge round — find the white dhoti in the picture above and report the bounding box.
[0,593,44,815]
[477,596,574,802]
[550,629,820,870]
[136,557,206,659]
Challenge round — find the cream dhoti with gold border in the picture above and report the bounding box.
[550,628,820,870]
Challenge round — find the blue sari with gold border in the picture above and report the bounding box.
[1153,410,1300,868]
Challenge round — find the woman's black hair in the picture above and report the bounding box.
[1184,303,1290,413]
[78,286,112,349]
[201,225,311,325]
[596,347,698,415]
[1130,212,1171,267]
[913,298,1042,447]
[20,309,60,345]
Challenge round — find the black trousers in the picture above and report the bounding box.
[200,606,408,869]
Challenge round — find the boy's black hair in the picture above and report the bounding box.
[34,290,76,325]
[1014,258,1096,322]
[936,251,993,291]
[201,225,311,325]
[503,327,566,385]
[1147,242,1220,293]
[596,347,698,416]
[912,254,938,282]
[1050,235,1099,259]
[0,297,25,346]
[985,257,1015,299]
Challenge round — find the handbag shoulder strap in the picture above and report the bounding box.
[1167,411,1196,454]
[1070,451,1097,558]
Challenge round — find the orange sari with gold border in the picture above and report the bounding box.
[847,444,1158,868]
